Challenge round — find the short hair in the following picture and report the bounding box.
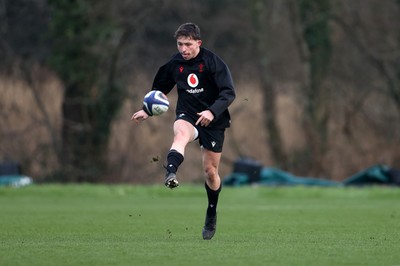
[174,23,201,40]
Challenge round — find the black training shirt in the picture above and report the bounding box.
[152,47,236,129]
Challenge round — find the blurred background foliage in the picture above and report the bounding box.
[0,0,399,183]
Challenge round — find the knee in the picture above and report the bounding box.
[204,165,218,182]
[204,166,221,190]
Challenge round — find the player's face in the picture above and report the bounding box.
[176,37,202,60]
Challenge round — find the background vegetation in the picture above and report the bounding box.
[0,0,399,183]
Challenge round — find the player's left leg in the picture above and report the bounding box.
[201,148,222,240]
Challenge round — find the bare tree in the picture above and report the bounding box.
[329,0,400,169]
[331,1,400,114]
[288,0,332,176]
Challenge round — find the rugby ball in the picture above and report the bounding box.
[143,90,169,116]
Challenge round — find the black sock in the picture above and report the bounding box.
[166,149,184,174]
[205,182,221,217]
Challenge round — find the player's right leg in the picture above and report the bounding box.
[164,119,197,189]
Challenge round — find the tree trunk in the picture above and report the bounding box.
[290,0,332,176]
[250,0,287,168]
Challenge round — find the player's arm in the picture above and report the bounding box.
[131,61,175,124]
[152,61,176,95]
[207,56,236,118]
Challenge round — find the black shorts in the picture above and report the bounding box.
[176,112,225,153]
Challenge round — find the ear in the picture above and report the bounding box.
[197,40,202,46]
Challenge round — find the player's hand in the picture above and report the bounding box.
[131,110,149,124]
[196,110,214,127]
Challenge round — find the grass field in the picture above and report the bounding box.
[1,184,400,266]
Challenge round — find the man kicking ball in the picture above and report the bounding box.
[131,22,236,240]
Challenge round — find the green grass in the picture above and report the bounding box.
[1,184,400,266]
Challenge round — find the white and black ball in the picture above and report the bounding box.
[143,90,169,116]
